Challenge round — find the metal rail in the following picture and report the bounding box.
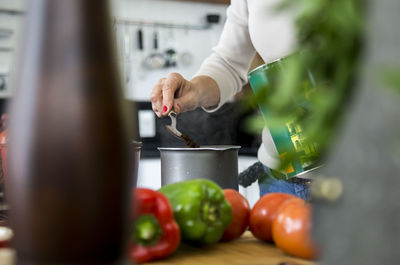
[115,18,211,31]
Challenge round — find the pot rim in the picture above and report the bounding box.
[158,145,241,151]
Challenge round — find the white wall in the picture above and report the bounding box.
[112,0,228,101]
[0,0,228,99]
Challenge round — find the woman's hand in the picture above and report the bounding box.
[150,73,220,117]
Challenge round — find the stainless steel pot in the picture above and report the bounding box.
[159,145,241,190]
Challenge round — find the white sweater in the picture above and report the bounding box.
[195,0,296,169]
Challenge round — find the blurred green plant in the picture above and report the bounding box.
[244,0,365,174]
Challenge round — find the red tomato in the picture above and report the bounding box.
[249,193,297,242]
[272,198,318,260]
[220,189,250,241]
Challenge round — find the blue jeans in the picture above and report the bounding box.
[258,167,311,200]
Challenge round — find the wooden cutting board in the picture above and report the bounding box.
[144,231,318,265]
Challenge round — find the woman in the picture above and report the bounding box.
[150,0,310,199]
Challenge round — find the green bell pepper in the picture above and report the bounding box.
[159,179,232,245]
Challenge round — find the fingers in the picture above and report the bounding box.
[151,73,194,117]
[150,78,166,117]
[173,90,198,114]
[161,73,184,115]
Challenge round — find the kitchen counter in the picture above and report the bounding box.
[143,231,318,265]
[0,232,318,265]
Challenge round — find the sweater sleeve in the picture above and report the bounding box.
[194,0,256,112]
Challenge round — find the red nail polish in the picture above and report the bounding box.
[162,105,168,113]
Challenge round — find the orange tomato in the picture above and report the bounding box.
[249,193,297,242]
[272,198,318,260]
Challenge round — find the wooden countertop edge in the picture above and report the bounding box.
[0,232,318,265]
[143,231,318,265]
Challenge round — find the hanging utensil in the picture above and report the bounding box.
[164,29,177,67]
[144,30,165,69]
[165,49,177,67]
[136,27,146,79]
[178,51,194,67]
[165,110,199,148]
[137,27,144,52]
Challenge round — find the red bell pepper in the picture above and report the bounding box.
[129,188,180,263]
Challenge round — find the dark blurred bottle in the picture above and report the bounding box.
[7,0,136,264]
